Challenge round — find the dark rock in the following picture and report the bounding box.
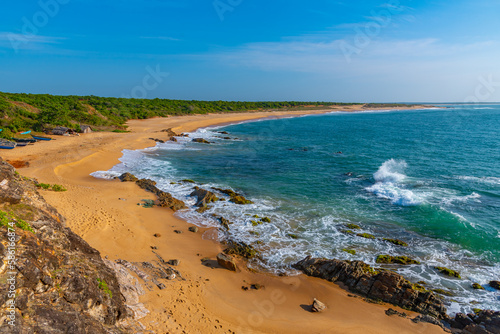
[412,315,449,332]
[293,256,448,319]
[169,136,177,142]
[215,216,233,230]
[435,266,461,279]
[345,223,361,230]
[167,259,180,266]
[383,238,409,247]
[188,226,199,233]
[136,178,186,212]
[251,284,264,290]
[195,205,211,213]
[153,233,161,238]
[119,173,138,182]
[223,240,258,259]
[192,138,211,144]
[311,298,326,312]
[216,253,237,271]
[489,281,500,290]
[462,310,500,334]
[174,230,183,234]
[190,187,219,207]
[150,246,158,250]
[161,128,178,136]
[385,308,407,317]
[472,283,485,290]
[450,313,474,330]
[213,188,253,205]
[218,131,229,135]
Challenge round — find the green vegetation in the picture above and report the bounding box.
[251,220,261,227]
[261,217,271,223]
[341,229,355,235]
[345,223,361,230]
[36,183,67,192]
[96,278,113,298]
[0,91,371,134]
[472,283,485,290]
[376,255,420,265]
[472,308,482,314]
[287,233,299,239]
[0,210,34,233]
[181,179,196,184]
[435,266,461,279]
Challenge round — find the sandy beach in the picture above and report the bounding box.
[1,108,444,333]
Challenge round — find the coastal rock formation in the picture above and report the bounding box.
[450,310,500,333]
[161,128,179,137]
[118,172,138,182]
[190,187,219,207]
[136,178,186,211]
[0,159,130,333]
[213,188,254,205]
[489,281,500,290]
[293,256,447,319]
[192,138,211,144]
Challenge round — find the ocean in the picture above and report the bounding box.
[93,105,500,315]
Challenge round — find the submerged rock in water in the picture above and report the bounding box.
[489,281,500,290]
[192,138,211,144]
[434,266,461,279]
[190,187,219,207]
[216,253,237,271]
[213,187,254,205]
[375,255,420,265]
[293,256,448,319]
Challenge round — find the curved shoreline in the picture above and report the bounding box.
[0,108,445,333]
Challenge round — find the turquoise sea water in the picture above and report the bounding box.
[93,105,500,314]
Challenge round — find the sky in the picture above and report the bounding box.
[1,0,500,102]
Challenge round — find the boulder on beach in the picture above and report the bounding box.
[136,178,186,212]
[216,253,237,271]
[311,298,327,312]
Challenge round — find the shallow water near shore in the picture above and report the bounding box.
[93,105,500,315]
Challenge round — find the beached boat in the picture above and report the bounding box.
[0,139,17,149]
[31,134,52,141]
[14,142,28,147]
[12,137,37,143]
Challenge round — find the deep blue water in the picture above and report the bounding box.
[94,105,500,314]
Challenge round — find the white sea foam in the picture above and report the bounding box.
[365,159,425,206]
[456,175,500,186]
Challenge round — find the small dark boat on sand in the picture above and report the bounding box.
[12,137,37,143]
[31,134,52,141]
[0,139,17,149]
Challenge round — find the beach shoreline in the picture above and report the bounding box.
[0,107,445,333]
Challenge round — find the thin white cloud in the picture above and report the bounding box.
[140,36,180,41]
[0,32,66,51]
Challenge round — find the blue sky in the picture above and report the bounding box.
[1,0,499,102]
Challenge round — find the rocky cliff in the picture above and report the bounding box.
[0,159,131,333]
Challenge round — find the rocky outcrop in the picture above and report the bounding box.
[192,138,211,144]
[0,159,130,333]
[489,281,500,290]
[213,188,253,205]
[161,128,178,137]
[118,172,138,182]
[450,310,500,334]
[293,256,447,319]
[136,178,186,211]
[190,187,219,207]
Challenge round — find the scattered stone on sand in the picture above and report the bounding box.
[216,253,237,272]
[150,246,158,250]
[174,230,183,234]
[311,298,327,313]
[167,259,180,266]
[153,233,161,238]
[250,284,264,290]
[188,226,199,233]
